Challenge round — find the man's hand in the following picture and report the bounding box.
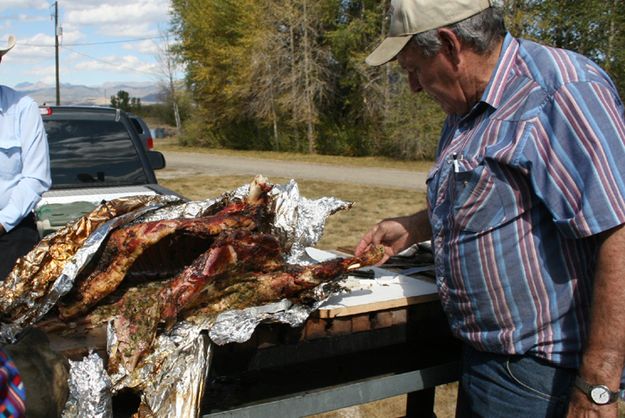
[567,224,625,418]
[354,210,431,264]
[567,387,618,418]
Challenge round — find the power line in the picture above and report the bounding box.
[19,36,164,48]
[64,36,163,46]
[62,45,162,78]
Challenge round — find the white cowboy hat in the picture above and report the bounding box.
[0,35,16,57]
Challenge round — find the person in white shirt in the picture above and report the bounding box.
[0,35,51,280]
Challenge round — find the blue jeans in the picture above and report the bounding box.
[455,344,576,418]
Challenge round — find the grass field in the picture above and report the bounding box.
[155,143,624,418]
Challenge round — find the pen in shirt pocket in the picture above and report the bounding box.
[452,153,463,173]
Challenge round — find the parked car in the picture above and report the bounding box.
[36,105,182,237]
[127,113,154,150]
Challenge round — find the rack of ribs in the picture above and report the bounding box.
[159,230,285,328]
[182,244,385,320]
[108,243,384,373]
[58,186,273,321]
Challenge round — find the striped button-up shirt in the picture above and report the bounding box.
[427,33,625,369]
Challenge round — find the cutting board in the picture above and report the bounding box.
[306,248,439,318]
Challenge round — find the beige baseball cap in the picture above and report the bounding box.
[0,35,16,57]
[366,0,493,66]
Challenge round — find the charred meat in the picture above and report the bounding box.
[58,178,274,320]
[183,244,385,319]
[159,230,285,327]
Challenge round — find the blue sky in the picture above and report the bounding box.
[0,0,178,88]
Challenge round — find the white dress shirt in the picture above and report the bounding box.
[0,85,51,232]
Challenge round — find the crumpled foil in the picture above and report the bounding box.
[136,333,212,418]
[0,195,183,342]
[208,282,341,345]
[25,177,350,418]
[62,352,112,418]
[271,180,352,263]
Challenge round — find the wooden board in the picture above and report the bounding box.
[306,248,439,318]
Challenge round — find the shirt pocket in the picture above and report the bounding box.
[0,117,21,178]
[451,163,509,233]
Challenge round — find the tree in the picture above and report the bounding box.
[130,97,142,112]
[110,90,142,113]
[247,0,333,153]
[155,26,183,135]
[171,0,262,147]
[505,0,625,97]
[110,90,131,111]
[169,0,624,160]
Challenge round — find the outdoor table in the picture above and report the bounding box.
[40,247,460,417]
[200,249,460,417]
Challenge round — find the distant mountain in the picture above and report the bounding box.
[13,81,163,106]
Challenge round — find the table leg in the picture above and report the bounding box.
[405,387,436,418]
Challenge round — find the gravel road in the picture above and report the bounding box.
[158,150,429,191]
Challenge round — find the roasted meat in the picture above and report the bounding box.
[58,177,274,321]
[106,283,164,374]
[107,243,383,373]
[183,244,385,318]
[159,230,285,327]
[108,230,284,372]
[0,196,167,323]
[58,213,256,320]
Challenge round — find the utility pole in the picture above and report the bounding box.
[54,1,60,105]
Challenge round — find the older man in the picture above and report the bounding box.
[0,35,51,280]
[356,0,625,416]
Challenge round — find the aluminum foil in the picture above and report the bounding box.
[0,195,182,343]
[132,195,225,223]
[271,179,352,263]
[103,320,214,417]
[208,281,342,345]
[139,333,211,417]
[12,176,352,417]
[62,352,112,418]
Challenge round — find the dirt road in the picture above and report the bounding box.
[158,150,429,191]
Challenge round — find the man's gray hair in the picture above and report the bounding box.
[411,5,506,56]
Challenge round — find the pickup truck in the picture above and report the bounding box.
[36,106,181,237]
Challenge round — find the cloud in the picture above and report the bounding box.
[2,0,175,86]
[16,13,49,24]
[93,22,156,39]
[9,33,57,62]
[28,64,57,80]
[64,1,169,30]
[74,54,159,77]
[0,1,48,13]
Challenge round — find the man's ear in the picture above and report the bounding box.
[436,28,462,67]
